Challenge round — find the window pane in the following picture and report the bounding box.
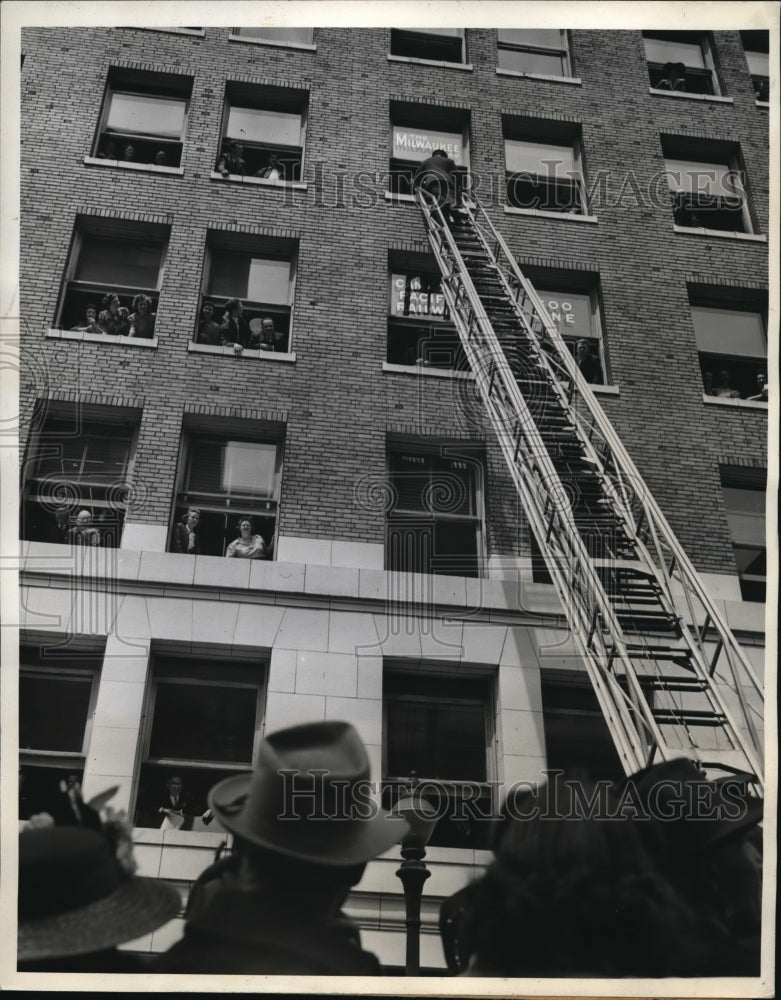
[643,37,706,68]
[20,675,92,752]
[149,681,257,762]
[498,28,564,48]
[227,105,302,147]
[107,92,186,139]
[746,51,769,76]
[75,238,162,288]
[665,159,735,198]
[390,273,447,319]
[386,699,486,780]
[34,429,132,482]
[392,126,465,165]
[235,27,312,43]
[691,306,766,357]
[505,139,575,175]
[723,486,765,547]
[222,441,276,496]
[498,48,566,75]
[414,27,462,37]
[535,289,594,339]
[209,254,290,303]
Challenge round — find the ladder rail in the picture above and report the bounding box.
[417,190,764,788]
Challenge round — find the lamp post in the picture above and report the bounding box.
[392,773,439,976]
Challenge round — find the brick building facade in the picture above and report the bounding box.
[17,22,770,970]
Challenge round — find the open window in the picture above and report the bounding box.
[387,251,466,370]
[688,285,767,399]
[93,69,192,166]
[21,401,139,547]
[740,30,769,102]
[171,415,284,558]
[19,640,102,821]
[503,116,587,214]
[134,653,265,830]
[55,216,169,336]
[720,468,766,602]
[231,27,314,47]
[389,101,470,197]
[662,136,754,234]
[497,29,572,77]
[382,667,495,849]
[218,81,308,181]
[541,673,626,781]
[390,27,465,64]
[197,232,297,351]
[642,31,721,95]
[386,441,484,577]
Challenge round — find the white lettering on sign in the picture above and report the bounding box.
[543,298,576,327]
[393,129,462,163]
[392,276,447,318]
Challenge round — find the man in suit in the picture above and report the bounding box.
[172,508,200,555]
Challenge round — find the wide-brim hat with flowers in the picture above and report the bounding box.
[18,825,180,962]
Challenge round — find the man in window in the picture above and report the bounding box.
[66,510,101,546]
[152,721,408,975]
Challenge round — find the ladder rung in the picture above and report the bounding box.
[653,709,727,726]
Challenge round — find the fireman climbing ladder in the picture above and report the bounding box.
[415,189,764,789]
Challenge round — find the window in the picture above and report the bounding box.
[662,137,753,233]
[390,27,465,64]
[532,282,605,383]
[19,642,101,821]
[720,470,766,602]
[94,70,192,166]
[134,654,265,829]
[56,217,168,335]
[218,82,307,181]
[643,31,720,95]
[541,674,625,781]
[389,102,470,196]
[197,233,297,350]
[172,420,283,557]
[387,254,466,370]
[21,402,138,547]
[688,285,768,399]
[504,117,586,214]
[232,27,314,46]
[741,31,769,101]
[386,442,484,577]
[497,29,572,77]
[382,669,494,849]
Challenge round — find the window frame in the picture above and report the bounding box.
[133,653,267,829]
[496,28,572,78]
[719,469,766,603]
[642,31,721,96]
[171,424,284,558]
[503,127,587,216]
[740,31,770,102]
[533,283,606,383]
[93,77,192,167]
[382,667,496,849]
[386,260,467,371]
[389,27,466,65]
[385,441,486,578]
[688,291,768,401]
[229,27,315,49]
[388,106,471,198]
[217,84,309,183]
[664,149,753,235]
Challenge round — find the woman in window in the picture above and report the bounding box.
[219,298,250,349]
[97,292,130,337]
[172,508,201,555]
[128,293,156,339]
[226,518,266,559]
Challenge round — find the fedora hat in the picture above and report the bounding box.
[209,720,409,866]
[18,825,180,962]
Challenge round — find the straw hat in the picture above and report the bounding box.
[18,826,180,962]
[209,720,409,866]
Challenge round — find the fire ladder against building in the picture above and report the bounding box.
[415,189,764,792]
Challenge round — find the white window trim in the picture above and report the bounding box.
[96,84,191,156]
[755,100,770,108]
[382,361,475,380]
[208,169,308,190]
[84,155,185,176]
[496,29,572,78]
[672,224,766,243]
[504,205,599,223]
[46,329,159,348]
[137,27,205,36]
[20,662,100,763]
[704,394,768,410]
[188,342,297,362]
[504,135,588,217]
[228,31,316,51]
[389,27,468,66]
[643,32,721,97]
[497,67,582,85]
[386,54,474,71]
[648,88,734,104]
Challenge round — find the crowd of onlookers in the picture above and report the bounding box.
[17,718,764,979]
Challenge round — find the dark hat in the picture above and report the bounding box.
[18,826,180,962]
[209,721,409,866]
[617,757,763,853]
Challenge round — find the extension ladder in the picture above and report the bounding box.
[416,189,764,789]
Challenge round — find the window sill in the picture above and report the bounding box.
[672,224,766,243]
[591,383,619,396]
[648,87,733,104]
[496,67,582,86]
[384,191,415,204]
[209,170,308,190]
[387,54,473,72]
[756,100,769,108]
[228,33,316,51]
[504,205,598,223]
[136,27,205,36]
[188,342,296,362]
[382,361,475,380]
[46,328,158,348]
[703,394,768,410]
[83,156,184,176]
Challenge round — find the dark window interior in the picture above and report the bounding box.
[390,29,463,63]
[541,678,625,781]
